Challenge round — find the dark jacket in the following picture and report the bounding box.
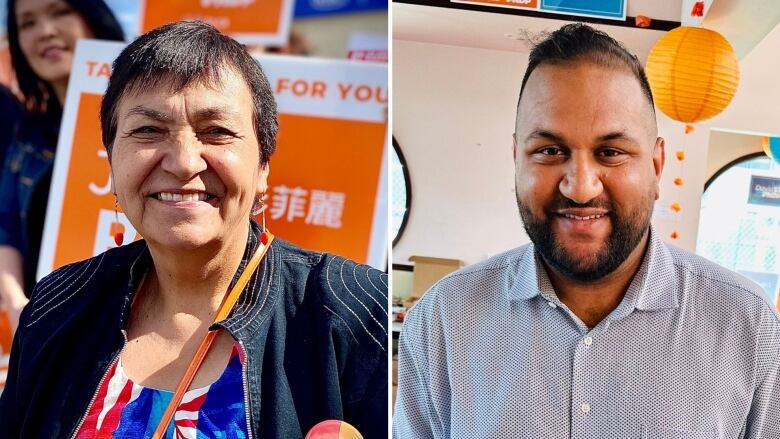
[0,85,22,158]
[0,222,389,438]
[0,103,60,294]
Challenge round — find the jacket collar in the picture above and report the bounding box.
[117,220,280,338]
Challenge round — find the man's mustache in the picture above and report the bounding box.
[544,196,614,213]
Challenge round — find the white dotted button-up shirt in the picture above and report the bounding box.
[393,229,780,438]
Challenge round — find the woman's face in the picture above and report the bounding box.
[110,69,269,251]
[15,0,94,86]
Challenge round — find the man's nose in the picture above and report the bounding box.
[160,131,208,180]
[558,154,604,204]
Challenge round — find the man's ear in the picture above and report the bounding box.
[653,136,665,200]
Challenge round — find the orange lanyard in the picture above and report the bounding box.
[152,231,274,439]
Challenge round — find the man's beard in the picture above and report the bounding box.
[516,193,653,283]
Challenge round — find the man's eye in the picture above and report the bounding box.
[598,149,623,158]
[538,147,564,155]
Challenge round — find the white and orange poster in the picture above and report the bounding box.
[37,39,388,280]
[140,0,294,45]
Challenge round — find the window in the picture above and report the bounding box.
[697,153,780,305]
[391,137,411,247]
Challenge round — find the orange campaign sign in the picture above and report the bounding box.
[37,40,388,281]
[140,0,294,45]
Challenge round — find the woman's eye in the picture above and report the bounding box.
[129,126,164,136]
[19,19,34,30]
[201,127,236,139]
[51,5,74,17]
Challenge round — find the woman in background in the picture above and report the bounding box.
[0,0,124,332]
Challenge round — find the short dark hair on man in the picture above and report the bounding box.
[101,20,278,165]
[517,23,655,113]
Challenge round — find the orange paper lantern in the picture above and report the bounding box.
[645,27,739,123]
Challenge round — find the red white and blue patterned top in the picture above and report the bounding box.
[76,343,249,438]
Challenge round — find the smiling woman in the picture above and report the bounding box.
[0,21,388,438]
[111,70,267,252]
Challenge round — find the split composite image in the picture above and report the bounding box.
[0,0,779,438]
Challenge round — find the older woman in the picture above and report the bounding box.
[0,21,388,438]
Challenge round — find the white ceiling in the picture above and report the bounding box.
[705,0,780,58]
[393,0,780,60]
[393,4,667,61]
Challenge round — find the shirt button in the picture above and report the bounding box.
[583,337,593,346]
[547,301,557,308]
[581,403,591,414]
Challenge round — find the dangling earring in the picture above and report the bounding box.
[255,192,270,245]
[110,195,125,246]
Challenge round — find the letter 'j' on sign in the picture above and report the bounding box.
[141,0,295,45]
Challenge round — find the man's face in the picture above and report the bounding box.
[514,61,664,282]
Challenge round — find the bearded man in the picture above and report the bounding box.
[393,23,780,439]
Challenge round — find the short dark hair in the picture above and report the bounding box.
[100,20,278,165]
[7,0,125,113]
[517,23,654,113]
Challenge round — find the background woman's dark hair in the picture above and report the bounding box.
[101,20,279,165]
[7,0,125,114]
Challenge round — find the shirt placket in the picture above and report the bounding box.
[570,327,598,439]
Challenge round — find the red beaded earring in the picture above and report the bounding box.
[110,195,124,246]
[256,192,269,245]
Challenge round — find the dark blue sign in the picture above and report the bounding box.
[540,0,625,20]
[748,175,780,207]
[295,0,387,17]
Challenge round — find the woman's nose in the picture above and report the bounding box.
[160,131,208,180]
[35,17,58,40]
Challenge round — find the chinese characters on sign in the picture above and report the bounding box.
[270,185,346,229]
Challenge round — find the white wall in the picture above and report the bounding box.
[393,39,712,264]
[709,21,780,135]
[393,41,528,265]
[706,131,764,182]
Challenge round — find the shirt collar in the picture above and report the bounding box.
[507,226,679,313]
[506,245,548,301]
[632,226,679,312]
